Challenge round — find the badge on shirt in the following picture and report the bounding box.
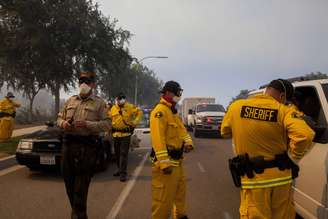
[155,112,163,118]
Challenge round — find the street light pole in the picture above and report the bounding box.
[133,56,168,105]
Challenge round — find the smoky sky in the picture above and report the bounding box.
[95,0,328,106]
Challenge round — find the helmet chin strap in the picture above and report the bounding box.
[277,79,287,104]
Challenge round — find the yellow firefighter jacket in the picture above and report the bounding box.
[0,98,21,115]
[110,102,142,138]
[221,93,315,189]
[150,98,193,170]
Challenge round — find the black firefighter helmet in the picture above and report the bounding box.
[161,81,183,97]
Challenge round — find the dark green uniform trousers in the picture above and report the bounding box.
[113,135,131,176]
[62,139,98,219]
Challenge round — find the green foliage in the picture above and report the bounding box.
[304,72,328,80]
[133,64,163,106]
[0,137,22,156]
[0,0,164,116]
[98,62,163,106]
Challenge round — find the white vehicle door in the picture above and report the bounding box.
[293,83,328,219]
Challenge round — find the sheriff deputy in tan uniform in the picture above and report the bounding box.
[57,71,111,219]
[150,81,194,219]
[221,79,315,219]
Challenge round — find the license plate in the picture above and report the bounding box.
[40,155,56,165]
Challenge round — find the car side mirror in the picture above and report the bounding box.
[313,126,328,144]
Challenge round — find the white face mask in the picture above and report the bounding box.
[8,97,15,100]
[79,83,91,95]
[118,99,126,105]
[173,96,181,103]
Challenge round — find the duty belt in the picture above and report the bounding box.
[63,134,99,145]
[150,145,184,162]
[0,111,15,118]
[228,152,299,188]
[112,127,134,134]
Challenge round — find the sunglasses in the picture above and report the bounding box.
[176,89,183,97]
[79,77,93,84]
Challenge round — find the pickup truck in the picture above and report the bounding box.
[181,97,215,129]
[192,103,225,138]
[250,78,328,219]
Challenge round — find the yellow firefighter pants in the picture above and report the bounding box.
[240,183,295,219]
[152,164,187,219]
[0,117,14,141]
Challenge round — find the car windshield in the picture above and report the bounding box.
[136,110,150,128]
[196,104,225,112]
[322,84,328,102]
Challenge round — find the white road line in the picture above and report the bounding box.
[0,165,24,177]
[197,162,206,173]
[0,155,15,161]
[223,211,233,219]
[134,146,151,150]
[106,152,150,219]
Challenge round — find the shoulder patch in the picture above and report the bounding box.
[155,111,163,118]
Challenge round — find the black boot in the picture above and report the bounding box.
[120,174,127,182]
[113,171,120,177]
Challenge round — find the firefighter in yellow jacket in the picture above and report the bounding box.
[110,93,142,182]
[221,79,315,219]
[0,92,21,142]
[150,81,194,219]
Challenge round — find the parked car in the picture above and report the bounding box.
[250,78,328,219]
[130,108,151,150]
[16,122,112,172]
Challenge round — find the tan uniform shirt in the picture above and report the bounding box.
[57,95,111,136]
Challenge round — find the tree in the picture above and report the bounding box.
[304,72,328,80]
[0,1,48,121]
[99,62,163,106]
[133,64,163,106]
[0,0,132,118]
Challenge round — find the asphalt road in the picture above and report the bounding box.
[0,136,239,219]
